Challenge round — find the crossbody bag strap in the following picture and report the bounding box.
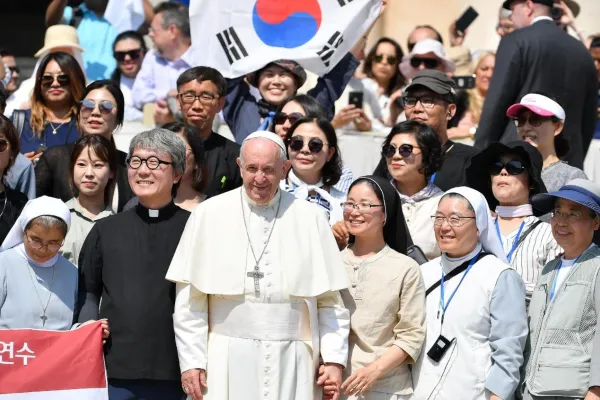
[514,220,543,250]
[13,110,26,138]
[425,252,490,296]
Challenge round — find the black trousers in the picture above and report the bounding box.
[108,379,185,400]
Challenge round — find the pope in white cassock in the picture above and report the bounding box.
[166,131,351,400]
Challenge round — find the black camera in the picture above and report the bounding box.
[551,6,563,22]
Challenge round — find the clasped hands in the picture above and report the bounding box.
[318,363,383,399]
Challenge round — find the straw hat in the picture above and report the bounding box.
[34,25,84,58]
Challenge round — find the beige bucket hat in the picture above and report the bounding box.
[34,25,84,58]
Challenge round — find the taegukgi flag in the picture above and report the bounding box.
[0,322,108,399]
[190,0,381,78]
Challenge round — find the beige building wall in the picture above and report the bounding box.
[370,0,600,53]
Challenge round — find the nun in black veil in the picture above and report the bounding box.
[333,175,426,399]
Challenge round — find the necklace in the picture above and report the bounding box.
[25,262,57,327]
[240,191,282,293]
[48,121,66,135]
[0,192,7,221]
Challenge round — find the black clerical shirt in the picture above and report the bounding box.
[75,202,190,381]
[203,132,243,198]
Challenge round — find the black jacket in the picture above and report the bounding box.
[203,132,243,198]
[35,144,134,212]
[475,20,598,168]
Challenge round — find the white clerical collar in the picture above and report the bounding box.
[149,209,159,218]
[241,187,281,209]
[441,243,483,275]
[532,16,553,24]
[496,204,533,218]
[16,243,58,268]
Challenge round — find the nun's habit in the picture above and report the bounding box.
[341,176,426,397]
[0,196,78,330]
[412,187,528,400]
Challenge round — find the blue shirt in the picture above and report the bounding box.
[15,110,80,154]
[63,4,119,80]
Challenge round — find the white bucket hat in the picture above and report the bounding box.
[400,39,455,80]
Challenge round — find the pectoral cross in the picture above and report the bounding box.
[247,265,264,293]
[40,314,48,326]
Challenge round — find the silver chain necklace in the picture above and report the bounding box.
[240,191,282,293]
[25,262,56,327]
[48,121,66,134]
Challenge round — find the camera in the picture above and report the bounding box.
[551,6,563,22]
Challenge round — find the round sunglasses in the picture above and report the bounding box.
[80,99,116,116]
[374,54,398,65]
[410,57,441,69]
[40,74,70,87]
[288,136,328,153]
[382,143,420,158]
[0,138,8,153]
[274,112,303,126]
[489,160,526,176]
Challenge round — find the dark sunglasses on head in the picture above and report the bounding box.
[274,112,303,126]
[513,114,553,128]
[489,160,526,176]
[8,66,19,74]
[288,136,327,153]
[80,99,116,115]
[0,138,8,153]
[374,54,398,65]
[40,74,70,87]
[410,57,441,69]
[114,49,142,62]
[382,143,419,158]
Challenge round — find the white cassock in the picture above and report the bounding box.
[166,188,351,400]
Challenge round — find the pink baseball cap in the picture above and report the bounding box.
[506,93,566,120]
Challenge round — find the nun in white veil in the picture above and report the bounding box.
[412,187,528,400]
[0,196,79,330]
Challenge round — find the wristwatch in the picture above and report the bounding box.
[469,125,478,140]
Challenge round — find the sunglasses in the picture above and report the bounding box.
[0,138,8,153]
[410,57,441,69]
[80,99,116,115]
[274,112,303,126]
[489,160,526,176]
[8,66,19,74]
[382,143,420,158]
[40,74,70,87]
[114,49,142,62]
[288,136,327,153]
[513,114,553,128]
[374,54,398,65]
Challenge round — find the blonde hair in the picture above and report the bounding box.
[467,51,495,125]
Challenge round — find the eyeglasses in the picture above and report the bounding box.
[497,23,514,34]
[127,156,173,170]
[402,95,439,109]
[513,114,553,127]
[179,91,219,105]
[288,136,328,154]
[0,138,8,153]
[489,160,526,176]
[342,202,383,214]
[410,57,441,69]
[25,233,63,252]
[40,74,70,87]
[374,54,398,65]
[8,66,19,74]
[382,143,420,158]
[80,99,116,116]
[431,215,476,227]
[274,112,303,126]
[551,210,589,222]
[114,49,142,62]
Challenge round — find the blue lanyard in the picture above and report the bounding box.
[549,254,583,301]
[439,253,479,323]
[429,173,436,184]
[495,219,526,262]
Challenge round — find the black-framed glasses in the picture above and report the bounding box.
[114,49,142,62]
[0,138,8,153]
[8,66,19,74]
[178,91,219,105]
[80,99,116,116]
[374,54,397,65]
[513,114,553,128]
[127,156,173,170]
[342,202,384,214]
[410,57,441,69]
[40,74,70,87]
[382,143,420,158]
[431,215,476,227]
[489,160,526,176]
[25,233,63,252]
[402,95,438,109]
[274,112,303,126]
[288,136,328,154]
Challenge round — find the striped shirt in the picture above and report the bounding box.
[496,216,562,299]
[332,164,354,194]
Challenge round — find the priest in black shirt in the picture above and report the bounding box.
[374,70,477,191]
[176,66,242,198]
[76,128,190,399]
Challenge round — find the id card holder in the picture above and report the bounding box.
[426,334,454,362]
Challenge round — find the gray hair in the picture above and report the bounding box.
[128,128,187,174]
[160,7,191,39]
[240,137,287,165]
[25,216,68,237]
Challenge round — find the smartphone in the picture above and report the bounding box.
[452,75,476,90]
[348,91,364,109]
[35,144,47,154]
[455,6,479,35]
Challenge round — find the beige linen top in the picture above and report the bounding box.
[341,246,426,395]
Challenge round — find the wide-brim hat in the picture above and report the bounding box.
[246,60,307,89]
[399,39,455,80]
[532,178,600,216]
[466,141,548,216]
[34,25,84,58]
[502,0,580,17]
